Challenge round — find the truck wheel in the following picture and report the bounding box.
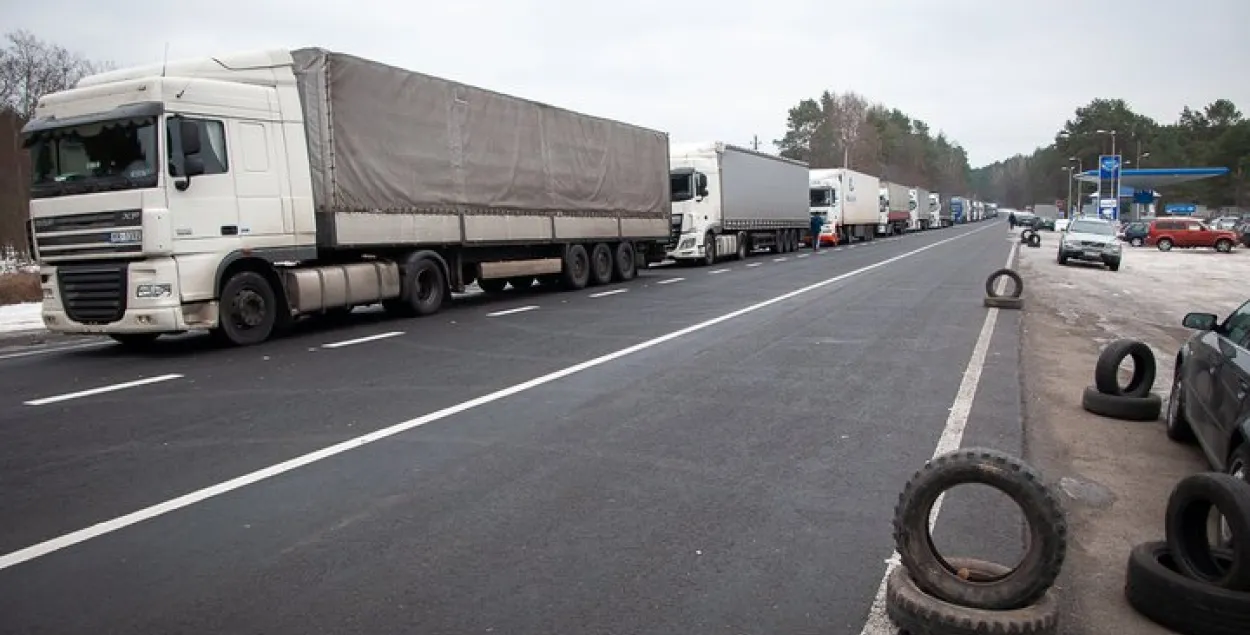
[479,278,507,294]
[788,230,798,252]
[590,243,614,285]
[736,233,748,260]
[405,257,446,316]
[703,233,717,266]
[216,270,278,346]
[562,244,591,289]
[613,242,637,281]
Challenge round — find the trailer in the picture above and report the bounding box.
[909,187,931,231]
[949,197,968,224]
[22,48,672,347]
[879,181,911,235]
[809,168,880,243]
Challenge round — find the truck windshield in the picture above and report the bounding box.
[670,172,694,203]
[28,117,159,199]
[810,188,835,207]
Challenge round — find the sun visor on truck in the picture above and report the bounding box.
[21,101,165,146]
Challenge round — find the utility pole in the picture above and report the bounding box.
[752,135,760,151]
[1064,166,1073,219]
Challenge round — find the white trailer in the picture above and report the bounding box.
[668,143,810,264]
[879,181,911,235]
[909,187,931,230]
[23,48,672,347]
[809,168,879,243]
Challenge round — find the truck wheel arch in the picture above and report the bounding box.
[401,250,452,296]
[215,253,290,325]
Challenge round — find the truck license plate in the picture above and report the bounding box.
[109,230,141,244]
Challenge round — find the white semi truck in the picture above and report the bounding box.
[878,181,911,235]
[22,48,673,347]
[909,187,931,231]
[667,143,809,264]
[809,168,879,243]
[928,193,943,228]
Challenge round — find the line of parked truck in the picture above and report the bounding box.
[21,47,1001,347]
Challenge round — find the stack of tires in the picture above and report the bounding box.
[1081,339,1163,421]
[1125,472,1250,634]
[983,268,1024,310]
[886,448,1068,634]
[1019,229,1042,248]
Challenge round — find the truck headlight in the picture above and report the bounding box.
[136,283,172,299]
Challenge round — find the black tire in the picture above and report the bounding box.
[788,230,798,252]
[1057,251,1068,266]
[1125,541,1250,635]
[109,333,160,348]
[1131,237,1144,247]
[886,558,1059,635]
[1027,232,1042,248]
[562,244,591,289]
[1216,238,1233,253]
[1165,472,1250,591]
[893,447,1068,611]
[983,296,1023,309]
[215,270,278,346]
[1019,229,1035,245]
[1080,386,1162,421]
[405,257,446,316]
[589,243,614,286]
[735,233,748,260]
[479,278,507,294]
[1166,369,1196,442]
[612,242,637,281]
[1094,339,1157,398]
[703,233,717,266]
[1158,238,1174,251]
[985,268,1023,299]
[1107,259,1121,272]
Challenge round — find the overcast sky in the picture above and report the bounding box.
[13,0,1250,167]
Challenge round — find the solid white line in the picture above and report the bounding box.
[746,263,762,268]
[485,305,539,317]
[857,237,1018,635]
[709,268,731,275]
[797,253,810,259]
[321,331,404,349]
[24,374,185,407]
[589,289,627,298]
[656,278,684,285]
[0,224,993,572]
[0,340,112,361]
[773,257,788,262]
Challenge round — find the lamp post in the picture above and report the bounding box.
[1096,129,1118,156]
[1069,157,1084,216]
[1063,167,1074,218]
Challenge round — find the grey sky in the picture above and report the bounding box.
[13,0,1250,167]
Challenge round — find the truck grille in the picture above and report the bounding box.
[33,209,143,263]
[57,263,128,324]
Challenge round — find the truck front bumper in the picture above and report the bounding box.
[38,258,219,335]
[666,235,704,260]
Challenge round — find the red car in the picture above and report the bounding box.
[1145,218,1239,253]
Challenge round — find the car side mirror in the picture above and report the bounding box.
[1182,312,1218,331]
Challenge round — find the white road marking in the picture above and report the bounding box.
[746,263,762,268]
[773,257,788,262]
[589,289,628,298]
[0,223,993,572]
[321,331,405,349]
[656,278,684,285]
[797,254,810,259]
[24,374,185,407]
[0,340,112,362]
[857,239,1019,635]
[485,305,539,317]
[709,268,731,275]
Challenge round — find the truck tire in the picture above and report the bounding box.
[405,257,446,316]
[1094,339,1156,398]
[563,244,592,289]
[479,278,507,294]
[1165,473,1250,590]
[703,233,717,266]
[589,243,614,285]
[886,558,1059,635]
[772,230,784,254]
[735,233,748,260]
[1125,541,1250,635]
[613,242,637,281]
[893,447,1068,611]
[214,270,279,346]
[787,230,798,252]
[1080,386,1162,421]
[985,268,1023,299]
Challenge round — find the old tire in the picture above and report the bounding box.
[985,268,1023,299]
[1019,229,1035,245]
[405,257,446,316]
[1125,541,1250,635]
[612,242,637,281]
[589,243,614,286]
[886,558,1059,635]
[893,447,1068,611]
[1165,472,1250,591]
[984,296,1023,310]
[1166,370,1196,442]
[1081,386,1162,421]
[562,244,591,290]
[1094,339,1157,398]
[215,270,278,346]
[1027,232,1042,248]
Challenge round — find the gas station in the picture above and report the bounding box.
[1072,162,1230,221]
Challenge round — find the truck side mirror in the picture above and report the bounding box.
[696,174,708,198]
[180,120,202,155]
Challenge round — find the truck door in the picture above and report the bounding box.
[232,120,287,237]
[166,116,240,247]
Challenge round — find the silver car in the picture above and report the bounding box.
[1057,217,1123,271]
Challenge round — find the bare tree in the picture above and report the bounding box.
[0,29,115,119]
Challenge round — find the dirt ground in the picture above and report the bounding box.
[1014,226,1250,635]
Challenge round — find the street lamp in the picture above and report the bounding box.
[1069,156,1084,216]
[1063,166,1074,218]
[1095,129,1118,156]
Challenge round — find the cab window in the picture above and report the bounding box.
[1224,300,1250,348]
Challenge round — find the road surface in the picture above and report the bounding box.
[0,222,1024,634]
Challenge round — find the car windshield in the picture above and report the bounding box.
[27,117,160,198]
[1068,220,1115,235]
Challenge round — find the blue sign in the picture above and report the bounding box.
[1098,155,1121,179]
[1165,203,1197,216]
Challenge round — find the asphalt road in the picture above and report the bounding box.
[0,222,1024,635]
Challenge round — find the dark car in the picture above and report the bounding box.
[1120,221,1149,247]
[1167,299,1250,517]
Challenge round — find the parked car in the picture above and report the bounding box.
[1168,299,1250,545]
[1037,217,1056,231]
[1145,218,1239,252]
[1119,221,1150,247]
[1057,217,1122,271]
[1236,220,1250,248]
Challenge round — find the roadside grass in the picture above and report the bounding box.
[0,272,41,306]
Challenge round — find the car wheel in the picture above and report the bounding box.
[1131,237,1143,247]
[1215,239,1233,253]
[1158,238,1174,251]
[1107,259,1121,272]
[1165,371,1195,442]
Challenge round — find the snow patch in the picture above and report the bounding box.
[0,302,44,333]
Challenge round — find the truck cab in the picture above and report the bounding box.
[929,193,942,228]
[809,175,840,239]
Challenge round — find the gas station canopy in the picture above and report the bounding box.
[1074,167,1229,190]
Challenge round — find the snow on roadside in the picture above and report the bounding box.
[0,302,45,333]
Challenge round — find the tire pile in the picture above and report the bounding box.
[1125,472,1250,634]
[983,268,1023,310]
[887,448,1068,634]
[1081,339,1163,421]
[1019,229,1042,248]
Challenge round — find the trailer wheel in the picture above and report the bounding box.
[563,244,592,289]
[590,243,614,285]
[406,257,446,316]
[736,233,748,260]
[788,230,798,252]
[215,270,278,346]
[612,242,637,281]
